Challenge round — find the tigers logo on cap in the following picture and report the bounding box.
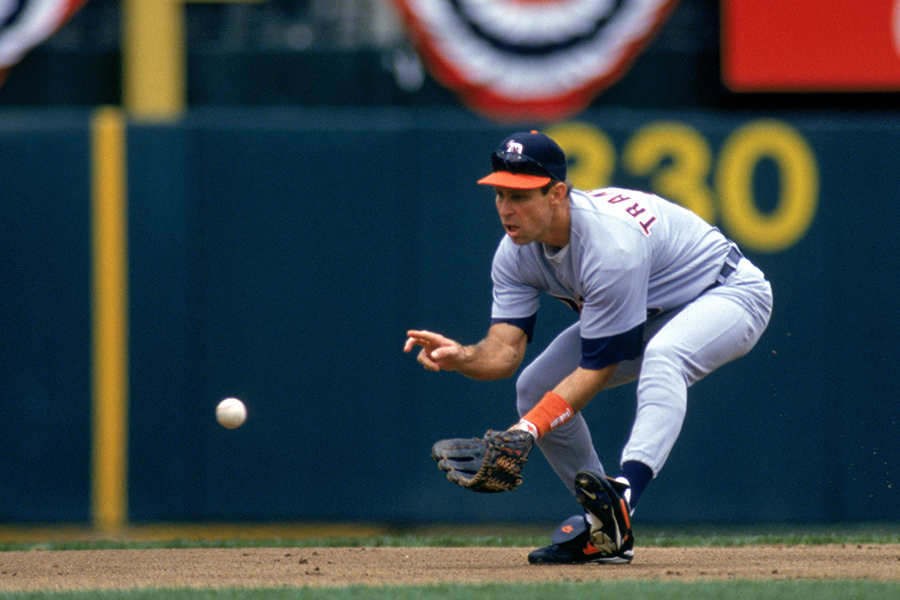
[478,131,568,189]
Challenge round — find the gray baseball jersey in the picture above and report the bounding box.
[495,186,773,487]
[491,187,732,356]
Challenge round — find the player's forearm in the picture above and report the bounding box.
[454,338,522,380]
[513,364,618,439]
[553,365,618,413]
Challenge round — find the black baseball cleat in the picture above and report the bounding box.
[528,514,633,565]
[573,469,634,561]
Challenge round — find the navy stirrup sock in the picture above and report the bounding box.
[619,461,654,508]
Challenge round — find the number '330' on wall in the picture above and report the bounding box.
[548,119,818,254]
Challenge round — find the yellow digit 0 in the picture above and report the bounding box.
[715,119,818,253]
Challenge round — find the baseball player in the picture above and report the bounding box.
[405,131,773,564]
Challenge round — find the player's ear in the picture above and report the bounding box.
[549,181,567,204]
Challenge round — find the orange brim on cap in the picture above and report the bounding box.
[477,171,551,189]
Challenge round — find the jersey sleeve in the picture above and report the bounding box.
[490,314,538,342]
[490,240,541,341]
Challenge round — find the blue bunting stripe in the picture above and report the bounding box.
[392,0,680,121]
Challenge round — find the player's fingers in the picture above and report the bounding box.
[404,331,439,353]
[417,348,441,371]
[430,345,460,362]
[406,329,446,346]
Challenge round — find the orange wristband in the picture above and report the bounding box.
[522,391,574,438]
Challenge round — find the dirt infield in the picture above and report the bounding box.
[2,545,900,591]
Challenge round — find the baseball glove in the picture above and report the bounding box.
[431,429,534,493]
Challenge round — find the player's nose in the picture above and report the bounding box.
[496,197,514,216]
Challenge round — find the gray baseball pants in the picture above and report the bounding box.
[515,258,773,493]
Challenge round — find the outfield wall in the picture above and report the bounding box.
[2,107,898,526]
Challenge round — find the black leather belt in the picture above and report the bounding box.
[705,245,743,291]
[715,245,742,285]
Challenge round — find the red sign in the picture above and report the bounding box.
[722,0,900,91]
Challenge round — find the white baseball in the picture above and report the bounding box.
[216,397,247,429]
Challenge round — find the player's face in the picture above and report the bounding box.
[493,185,559,246]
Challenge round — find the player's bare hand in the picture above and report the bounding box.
[404,330,467,372]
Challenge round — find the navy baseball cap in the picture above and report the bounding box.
[478,130,567,189]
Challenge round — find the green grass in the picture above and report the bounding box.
[3,581,900,600]
[637,521,900,547]
[3,521,900,552]
[0,534,547,553]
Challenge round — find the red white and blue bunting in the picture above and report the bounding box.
[392,0,680,122]
[0,0,88,85]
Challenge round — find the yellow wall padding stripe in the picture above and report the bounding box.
[122,0,269,121]
[90,106,129,532]
[121,0,185,121]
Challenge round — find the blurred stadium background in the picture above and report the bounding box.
[2,0,899,535]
